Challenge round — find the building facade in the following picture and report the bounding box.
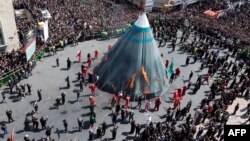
[0,0,20,52]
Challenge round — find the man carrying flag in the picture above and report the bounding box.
[76,50,82,62]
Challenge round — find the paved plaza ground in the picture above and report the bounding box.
[0,31,248,141]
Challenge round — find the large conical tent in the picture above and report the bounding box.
[94,13,168,98]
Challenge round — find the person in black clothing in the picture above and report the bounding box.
[102,121,107,135]
[130,120,136,134]
[96,126,102,138]
[170,73,175,83]
[55,97,61,109]
[89,129,94,141]
[24,117,30,131]
[232,103,239,115]
[193,55,198,64]
[189,71,193,82]
[77,72,81,81]
[134,124,141,137]
[6,109,14,123]
[65,76,70,88]
[27,83,31,95]
[77,117,83,131]
[67,57,71,70]
[8,81,13,94]
[40,116,48,130]
[186,56,190,66]
[37,89,42,102]
[56,58,59,67]
[121,108,125,121]
[1,122,7,138]
[45,125,54,139]
[63,119,68,132]
[76,91,80,101]
[61,92,66,104]
[136,95,143,109]
[111,126,118,140]
[112,113,117,125]
[79,80,83,92]
[196,127,203,140]
[115,103,121,114]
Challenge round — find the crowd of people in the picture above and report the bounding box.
[2,0,250,77]
[0,50,26,77]
[163,0,250,48]
[132,21,250,141]
[0,0,138,77]
[2,19,250,140]
[13,0,138,45]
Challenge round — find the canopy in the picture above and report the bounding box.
[94,13,168,99]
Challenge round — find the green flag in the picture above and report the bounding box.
[168,58,174,77]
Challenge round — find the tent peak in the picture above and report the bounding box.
[134,13,150,28]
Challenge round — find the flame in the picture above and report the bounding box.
[128,74,136,89]
[144,87,151,94]
[141,66,149,84]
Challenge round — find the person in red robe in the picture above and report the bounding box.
[173,90,178,101]
[182,84,188,96]
[82,67,88,77]
[89,96,95,106]
[89,84,97,96]
[154,97,162,111]
[165,60,169,68]
[87,58,92,68]
[177,88,183,100]
[208,104,213,113]
[202,73,210,85]
[173,97,181,110]
[76,50,82,62]
[94,50,99,60]
[175,67,181,78]
[125,96,130,107]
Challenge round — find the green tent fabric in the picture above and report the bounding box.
[168,58,174,77]
[94,13,168,98]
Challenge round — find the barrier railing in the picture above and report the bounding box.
[0,67,22,88]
